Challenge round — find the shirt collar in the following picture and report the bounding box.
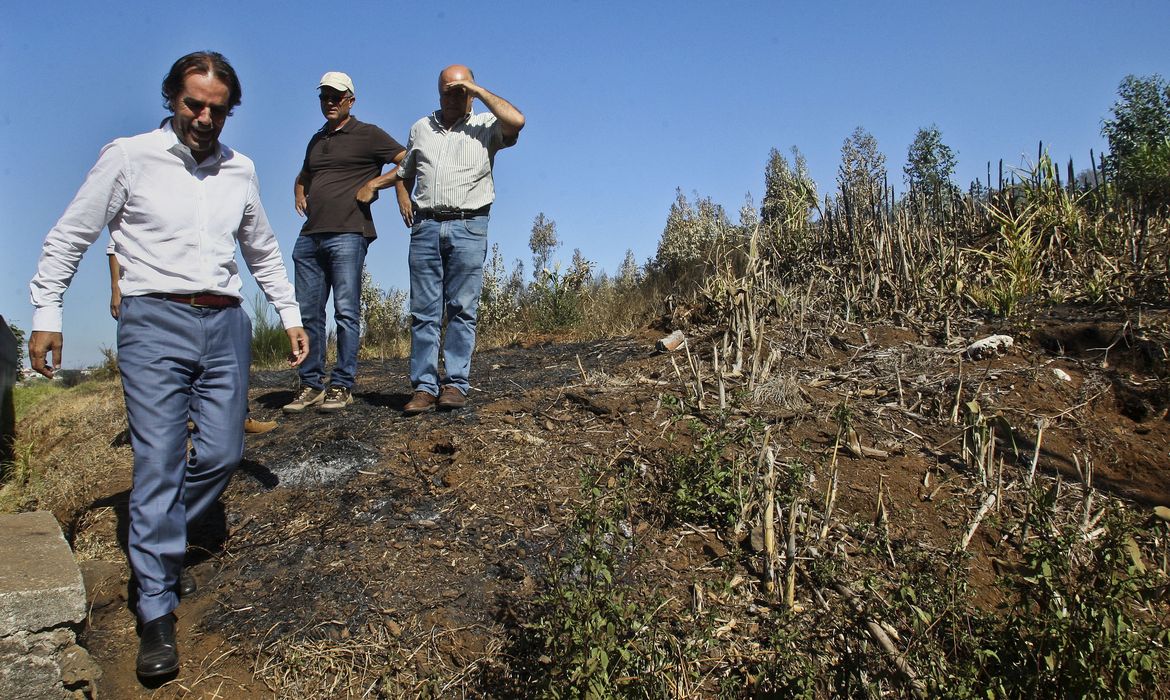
[430,109,474,130]
[321,115,360,135]
[160,120,227,166]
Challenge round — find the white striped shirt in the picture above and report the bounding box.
[398,110,518,211]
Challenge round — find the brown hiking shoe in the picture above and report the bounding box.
[320,386,353,412]
[438,385,467,409]
[283,385,325,413]
[244,417,278,434]
[404,390,437,415]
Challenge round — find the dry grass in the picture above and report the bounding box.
[2,377,130,526]
[254,620,506,698]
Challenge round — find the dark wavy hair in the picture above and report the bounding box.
[161,51,242,114]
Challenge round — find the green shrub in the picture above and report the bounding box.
[360,269,409,362]
[526,265,586,332]
[667,417,756,529]
[531,482,673,699]
[983,506,1170,698]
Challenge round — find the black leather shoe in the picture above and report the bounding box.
[136,613,179,677]
[179,569,197,597]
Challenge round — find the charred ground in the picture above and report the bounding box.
[37,308,1170,697]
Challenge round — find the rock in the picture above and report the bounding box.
[0,511,86,636]
[965,335,1013,360]
[1052,368,1072,382]
[749,525,765,553]
[59,644,102,685]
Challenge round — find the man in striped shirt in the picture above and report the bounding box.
[358,64,524,414]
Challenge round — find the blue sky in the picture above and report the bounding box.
[3,1,1168,368]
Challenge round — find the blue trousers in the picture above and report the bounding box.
[292,232,368,390]
[117,296,250,622]
[408,215,489,396]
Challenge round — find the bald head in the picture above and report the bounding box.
[439,64,474,86]
[438,64,476,126]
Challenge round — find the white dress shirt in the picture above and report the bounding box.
[30,124,302,332]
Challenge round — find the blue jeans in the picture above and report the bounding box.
[293,232,368,390]
[117,296,250,622]
[408,215,489,396]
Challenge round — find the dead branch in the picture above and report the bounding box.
[960,492,998,552]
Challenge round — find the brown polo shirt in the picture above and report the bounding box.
[299,116,405,240]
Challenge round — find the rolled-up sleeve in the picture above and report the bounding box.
[396,124,419,180]
[30,142,129,332]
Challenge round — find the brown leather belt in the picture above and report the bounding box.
[148,293,241,308]
[415,204,491,221]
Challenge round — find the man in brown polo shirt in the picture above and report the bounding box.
[283,71,408,413]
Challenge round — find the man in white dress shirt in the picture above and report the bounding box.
[28,51,308,679]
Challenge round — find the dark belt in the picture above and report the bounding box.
[415,204,491,222]
[147,292,241,308]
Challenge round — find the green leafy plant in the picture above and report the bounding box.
[968,200,1042,316]
[527,263,588,332]
[984,506,1170,698]
[667,418,755,529]
[359,268,408,363]
[531,483,671,699]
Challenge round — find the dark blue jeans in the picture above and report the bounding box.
[408,215,489,395]
[293,232,368,390]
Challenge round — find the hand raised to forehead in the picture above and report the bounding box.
[443,78,481,97]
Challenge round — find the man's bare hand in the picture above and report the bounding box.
[295,193,308,217]
[355,183,377,205]
[110,286,122,319]
[286,327,309,367]
[397,188,414,227]
[443,78,483,99]
[29,331,63,378]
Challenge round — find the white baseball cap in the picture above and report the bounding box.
[319,71,355,95]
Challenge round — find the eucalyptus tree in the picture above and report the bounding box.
[1102,74,1170,213]
[761,146,818,233]
[904,125,959,223]
[529,212,560,280]
[837,126,887,201]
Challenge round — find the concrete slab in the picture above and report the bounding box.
[0,511,86,636]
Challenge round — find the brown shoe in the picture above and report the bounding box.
[404,390,437,415]
[283,385,325,413]
[319,386,353,412]
[438,385,467,409]
[244,417,278,434]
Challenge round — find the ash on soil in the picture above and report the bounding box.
[72,321,1170,697]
